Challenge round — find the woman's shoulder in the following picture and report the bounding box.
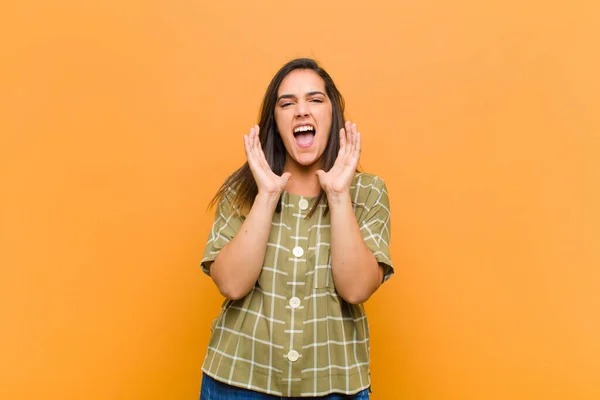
[350,172,389,204]
[352,171,387,188]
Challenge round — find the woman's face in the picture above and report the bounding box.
[274,69,333,171]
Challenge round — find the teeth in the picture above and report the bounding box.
[294,125,315,133]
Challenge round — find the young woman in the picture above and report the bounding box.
[200,58,393,399]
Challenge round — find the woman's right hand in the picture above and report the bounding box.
[244,125,291,196]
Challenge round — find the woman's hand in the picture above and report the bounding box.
[244,125,291,196]
[316,121,361,197]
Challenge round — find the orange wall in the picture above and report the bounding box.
[1,1,599,399]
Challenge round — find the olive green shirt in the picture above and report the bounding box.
[201,172,393,397]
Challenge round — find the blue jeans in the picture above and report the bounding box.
[200,373,370,400]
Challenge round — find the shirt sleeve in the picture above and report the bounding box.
[200,190,244,276]
[359,177,394,283]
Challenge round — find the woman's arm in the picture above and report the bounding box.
[316,121,386,304]
[209,125,290,300]
[327,193,384,304]
[210,192,279,300]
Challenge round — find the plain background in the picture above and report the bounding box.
[1,1,599,399]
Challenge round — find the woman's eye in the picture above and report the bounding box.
[281,102,293,108]
[309,98,323,103]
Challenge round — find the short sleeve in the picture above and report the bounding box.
[358,177,394,283]
[200,190,244,276]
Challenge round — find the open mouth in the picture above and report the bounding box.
[293,125,315,148]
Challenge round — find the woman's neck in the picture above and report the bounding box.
[283,161,322,198]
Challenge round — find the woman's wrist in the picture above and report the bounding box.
[255,191,281,209]
[325,190,352,207]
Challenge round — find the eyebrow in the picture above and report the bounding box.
[277,91,327,102]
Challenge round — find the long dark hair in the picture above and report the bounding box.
[209,58,347,218]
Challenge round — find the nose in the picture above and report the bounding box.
[295,101,309,118]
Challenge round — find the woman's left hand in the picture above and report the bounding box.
[316,121,361,197]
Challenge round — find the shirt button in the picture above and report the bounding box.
[292,246,304,258]
[287,350,300,362]
[299,198,309,211]
[289,297,301,309]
